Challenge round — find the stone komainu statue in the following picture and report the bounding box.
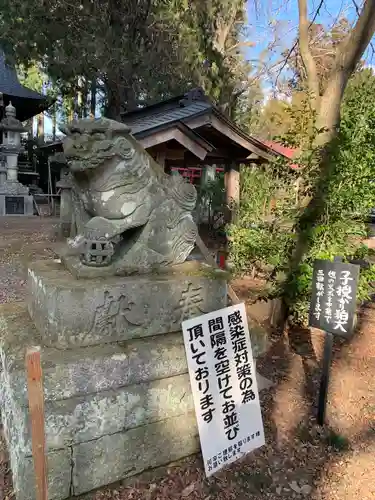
[59,118,198,277]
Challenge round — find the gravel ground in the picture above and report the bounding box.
[0,217,374,500]
[0,217,58,304]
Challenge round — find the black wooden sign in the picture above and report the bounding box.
[309,258,360,338]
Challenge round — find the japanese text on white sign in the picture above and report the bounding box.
[182,303,265,477]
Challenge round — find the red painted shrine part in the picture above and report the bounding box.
[171,139,300,185]
[262,140,299,169]
[171,166,224,184]
[218,252,226,269]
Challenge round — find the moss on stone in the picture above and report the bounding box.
[149,261,230,281]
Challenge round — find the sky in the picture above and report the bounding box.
[246,0,362,57]
[245,0,374,92]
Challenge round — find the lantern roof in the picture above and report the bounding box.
[0,100,25,132]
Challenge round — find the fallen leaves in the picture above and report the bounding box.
[0,218,374,500]
[181,482,196,497]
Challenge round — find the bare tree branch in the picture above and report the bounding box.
[334,0,375,75]
[227,41,256,53]
[275,0,324,87]
[350,0,375,61]
[214,1,241,53]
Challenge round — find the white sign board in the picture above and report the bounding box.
[182,302,265,477]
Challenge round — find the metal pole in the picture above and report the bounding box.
[317,331,334,426]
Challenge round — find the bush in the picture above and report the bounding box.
[229,69,375,325]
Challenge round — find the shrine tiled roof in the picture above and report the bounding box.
[122,97,212,135]
[0,50,51,120]
[0,52,44,100]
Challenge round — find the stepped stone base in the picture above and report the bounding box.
[0,194,34,216]
[0,303,200,499]
[0,260,273,500]
[0,261,227,500]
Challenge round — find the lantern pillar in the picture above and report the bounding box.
[0,102,34,215]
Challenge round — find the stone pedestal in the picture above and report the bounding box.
[27,260,227,348]
[0,173,34,216]
[0,260,228,500]
[0,193,34,215]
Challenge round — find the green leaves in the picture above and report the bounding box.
[0,0,251,118]
[229,67,375,326]
[17,61,45,92]
[228,164,296,280]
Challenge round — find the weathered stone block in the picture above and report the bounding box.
[0,303,189,406]
[0,303,198,500]
[2,372,193,454]
[27,260,227,347]
[0,194,34,216]
[9,446,71,500]
[72,413,199,495]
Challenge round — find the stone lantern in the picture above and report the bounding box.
[0,162,6,186]
[0,101,33,215]
[1,101,25,182]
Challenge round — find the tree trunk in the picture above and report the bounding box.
[282,0,375,324]
[105,80,123,120]
[77,77,83,118]
[52,106,57,141]
[124,81,138,112]
[37,113,44,142]
[82,78,89,118]
[90,80,97,118]
[314,72,348,146]
[68,98,74,122]
[105,74,139,119]
[24,118,33,140]
[297,0,375,149]
[73,89,79,120]
[298,0,320,109]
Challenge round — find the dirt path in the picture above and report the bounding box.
[0,217,59,304]
[0,217,374,500]
[0,217,58,499]
[91,317,374,500]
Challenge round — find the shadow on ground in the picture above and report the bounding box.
[0,218,374,500]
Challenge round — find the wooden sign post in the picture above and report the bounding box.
[25,347,48,500]
[308,256,360,426]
